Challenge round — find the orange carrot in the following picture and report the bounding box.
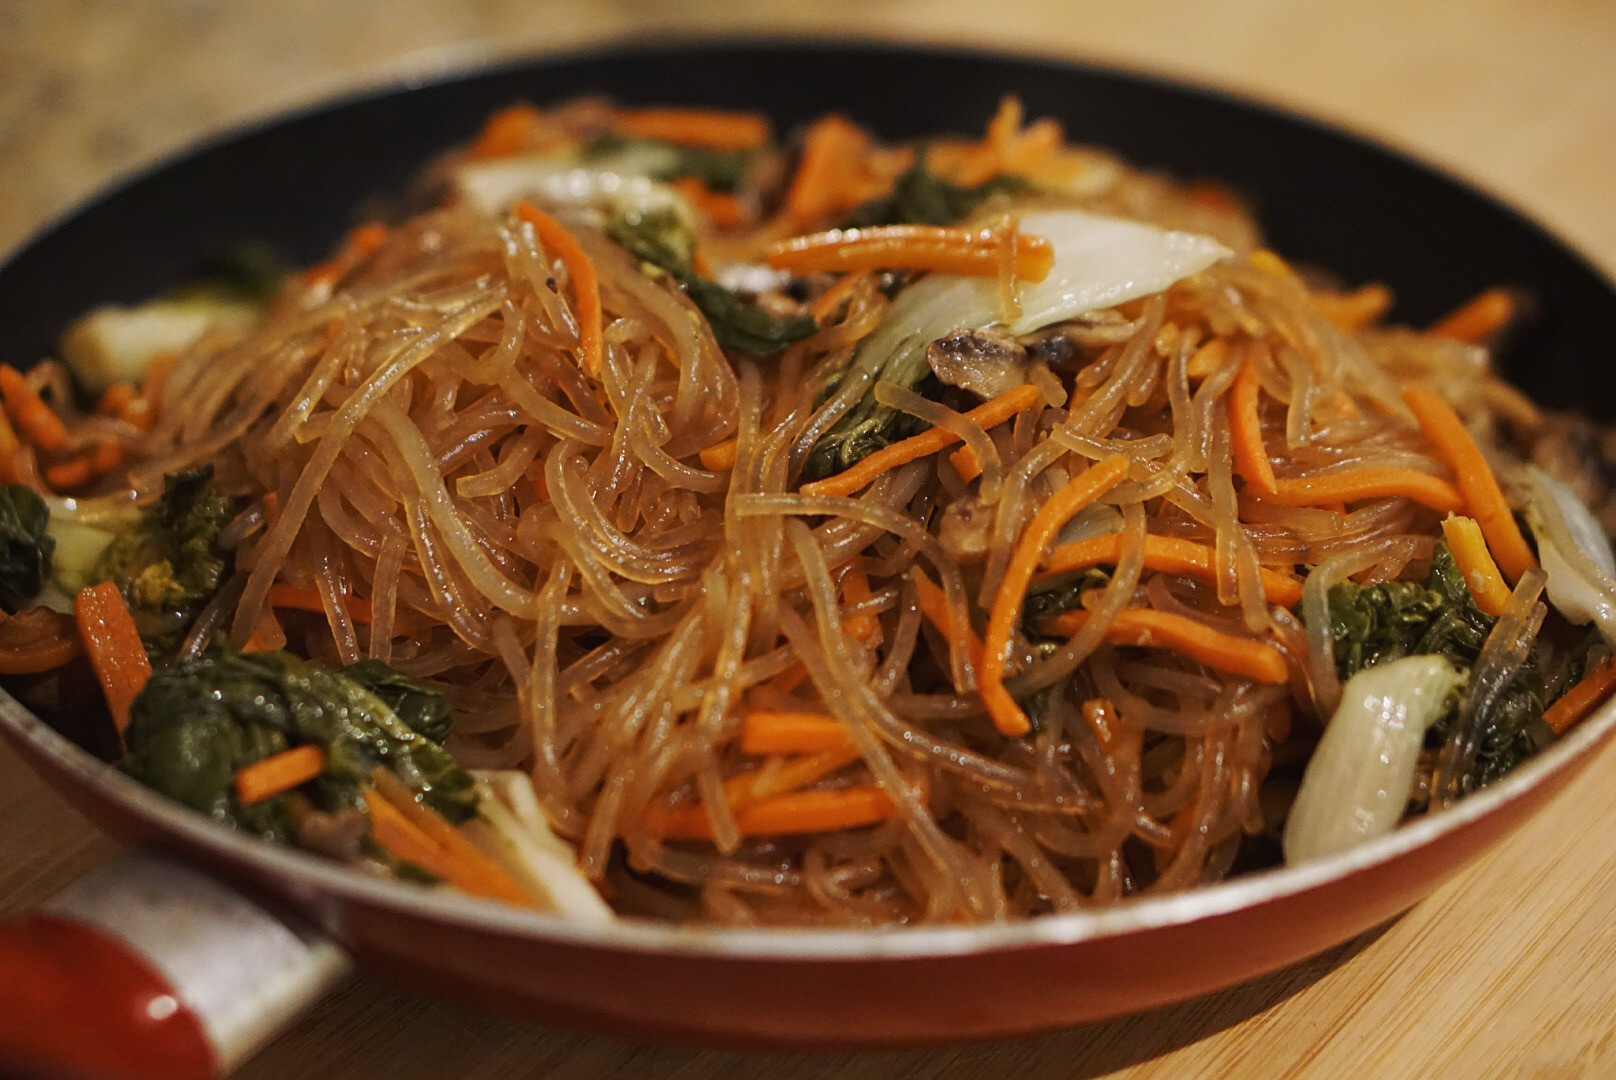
[1440,515,1512,617]
[699,437,738,471]
[468,103,544,160]
[654,784,897,841]
[841,564,881,642]
[234,745,326,805]
[1402,384,1537,582]
[765,224,1054,281]
[1314,283,1393,333]
[513,201,604,378]
[1248,249,1296,279]
[1430,287,1515,343]
[368,767,531,906]
[1250,467,1465,515]
[0,406,21,484]
[949,444,984,484]
[801,383,1044,498]
[268,583,374,624]
[94,384,140,419]
[1044,608,1289,685]
[0,607,83,675]
[0,365,68,452]
[1038,533,1304,607]
[739,710,853,756]
[911,568,986,666]
[782,115,883,226]
[1185,338,1230,381]
[1229,353,1278,496]
[982,455,1131,737]
[670,177,745,229]
[301,222,389,292]
[73,582,152,735]
[613,106,770,150]
[1544,656,1616,736]
[806,270,874,321]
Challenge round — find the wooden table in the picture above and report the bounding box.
[4,3,1615,1076]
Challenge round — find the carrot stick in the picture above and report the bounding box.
[740,709,853,756]
[301,222,389,292]
[841,564,881,642]
[807,270,874,321]
[765,224,1054,281]
[0,365,68,452]
[43,454,98,491]
[73,582,152,736]
[949,444,984,484]
[0,406,22,484]
[1229,352,1278,496]
[467,103,544,160]
[1440,515,1512,617]
[612,106,770,150]
[801,383,1043,498]
[1038,533,1304,607]
[912,568,986,667]
[699,437,738,471]
[654,784,897,841]
[0,607,83,674]
[513,201,604,378]
[982,455,1131,737]
[670,177,745,229]
[1044,608,1289,685]
[268,583,374,624]
[1544,656,1616,736]
[782,115,883,226]
[94,384,139,419]
[1248,467,1465,515]
[1314,283,1393,333]
[1430,287,1515,343]
[1403,384,1537,582]
[234,745,326,804]
[368,767,532,906]
[1185,338,1230,381]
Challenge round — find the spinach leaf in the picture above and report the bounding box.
[91,465,235,650]
[1023,568,1111,626]
[123,649,476,842]
[583,133,755,193]
[842,156,1032,228]
[342,659,453,744]
[0,484,54,612]
[1325,578,1448,680]
[606,209,816,356]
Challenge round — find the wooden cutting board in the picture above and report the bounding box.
[4,2,1615,1076]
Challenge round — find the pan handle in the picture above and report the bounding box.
[0,850,351,1080]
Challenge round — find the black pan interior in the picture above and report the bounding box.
[1,38,1612,414]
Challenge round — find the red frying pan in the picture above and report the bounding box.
[2,39,1614,1080]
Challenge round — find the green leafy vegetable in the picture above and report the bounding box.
[605,208,816,356]
[0,484,54,612]
[1022,568,1110,626]
[123,648,475,841]
[583,133,755,193]
[91,466,236,650]
[170,243,288,306]
[802,350,941,481]
[1325,578,1448,680]
[841,156,1031,228]
[342,659,453,744]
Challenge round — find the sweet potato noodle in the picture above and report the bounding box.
[63,99,1586,924]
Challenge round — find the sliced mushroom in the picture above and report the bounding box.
[926,326,1029,398]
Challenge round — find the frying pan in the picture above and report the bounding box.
[2,38,1615,1080]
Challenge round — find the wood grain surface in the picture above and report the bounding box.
[3,2,1615,1077]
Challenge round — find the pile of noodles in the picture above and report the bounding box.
[73,107,1549,926]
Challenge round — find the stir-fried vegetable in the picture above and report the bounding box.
[0,485,54,611]
[581,132,756,193]
[840,156,1030,228]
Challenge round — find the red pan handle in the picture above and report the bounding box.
[0,851,350,1080]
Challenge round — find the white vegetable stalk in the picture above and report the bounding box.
[465,770,614,922]
[1521,466,1616,646]
[1283,655,1464,865]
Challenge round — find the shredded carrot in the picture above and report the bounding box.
[95,384,139,419]
[782,115,887,226]
[805,270,875,322]
[235,745,326,805]
[0,365,68,452]
[1440,515,1512,617]
[699,437,738,471]
[1314,283,1393,333]
[948,444,984,484]
[1431,287,1515,343]
[301,222,389,293]
[669,177,745,229]
[841,564,881,642]
[1082,697,1121,750]
[655,783,897,841]
[739,710,853,756]
[1185,338,1230,381]
[612,106,770,150]
[73,582,152,736]
[368,767,531,905]
[1249,467,1465,514]
[1045,608,1289,685]
[268,583,374,624]
[801,383,1043,498]
[467,103,544,160]
[1038,533,1304,607]
[912,569,986,666]
[765,224,1054,281]
[513,201,604,378]
[1229,353,1278,496]
[1544,656,1616,736]
[1402,385,1537,582]
[0,406,21,484]
[1248,249,1296,279]
[982,455,1131,737]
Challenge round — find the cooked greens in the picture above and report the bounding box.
[123,648,471,839]
[582,133,755,193]
[841,157,1030,228]
[0,485,54,612]
[606,207,816,356]
[91,465,235,650]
